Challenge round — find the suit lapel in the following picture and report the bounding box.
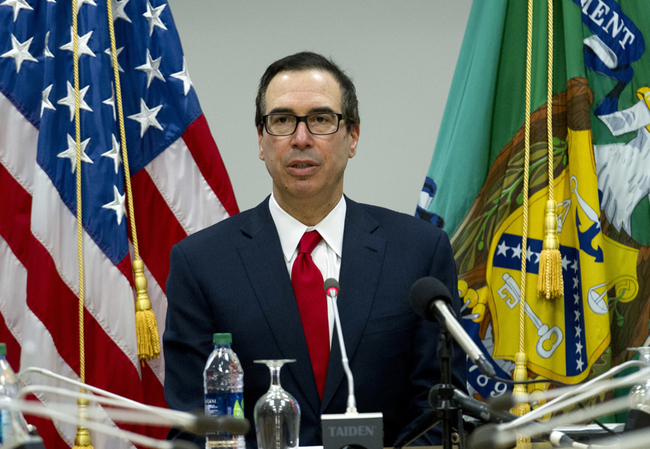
[321,198,386,412]
[237,199,321,416]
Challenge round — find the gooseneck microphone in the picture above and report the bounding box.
[321,279,383,449]
[324,278,356,412]
[409,276,496,378]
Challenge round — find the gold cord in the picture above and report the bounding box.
[72,2,93,447]
[546,0,554,205]
[519,0,534,357]
[106,0,160,361]
[72,0,84,393]
[537,0,564,300]
[511,1,535,447]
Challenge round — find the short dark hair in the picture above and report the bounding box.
[255,52,360,132]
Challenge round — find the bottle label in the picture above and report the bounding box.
[205,392,244,417]
[0,408,8,445]
[231,392,244,418]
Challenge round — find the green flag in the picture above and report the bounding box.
[418,0,650,405]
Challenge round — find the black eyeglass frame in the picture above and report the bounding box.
[261,112,345,136]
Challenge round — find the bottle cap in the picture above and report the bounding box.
[0,343,6,356]
[213,333,232,344]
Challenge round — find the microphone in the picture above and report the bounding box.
[447,389,517,425]
[321,279,383,449]
[177,412,250,436]
[409,277,496,378]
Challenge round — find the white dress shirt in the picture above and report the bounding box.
[268,193,346,344]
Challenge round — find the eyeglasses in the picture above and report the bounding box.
[262,112,344,136]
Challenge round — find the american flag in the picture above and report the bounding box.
[0,0,238,447]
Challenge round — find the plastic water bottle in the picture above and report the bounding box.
[204,333,245,449]
[0,343,19,446]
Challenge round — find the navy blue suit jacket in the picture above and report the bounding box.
[163,197,466,447]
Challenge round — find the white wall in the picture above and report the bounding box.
[168,1,473,215]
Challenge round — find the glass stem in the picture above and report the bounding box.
[269,365,282,389]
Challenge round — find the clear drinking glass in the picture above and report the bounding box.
[253,359,300,449]
[629,347,650,411]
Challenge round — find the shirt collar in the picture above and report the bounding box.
[269,194,346,262]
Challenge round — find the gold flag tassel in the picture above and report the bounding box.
[510,354,532,449]
[106,0,160,361]
[537,0,564,300]
[510,0,535,447]
[537,200,563,299]
[72,0,94,446]
[72,398,93,449]
[134,259,161,360]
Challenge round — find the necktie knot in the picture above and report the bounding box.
[298,231,322,255]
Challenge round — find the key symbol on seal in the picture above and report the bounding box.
[497,273,564,358]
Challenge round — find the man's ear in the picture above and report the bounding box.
[348,124,360,158]
[257,126,265,160]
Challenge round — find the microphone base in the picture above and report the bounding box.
[321,412,383,449]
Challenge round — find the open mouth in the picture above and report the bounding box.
[292,163,314,169]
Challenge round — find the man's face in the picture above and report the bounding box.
[258,70,359,213]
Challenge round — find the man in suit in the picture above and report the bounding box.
[163,52,466,448]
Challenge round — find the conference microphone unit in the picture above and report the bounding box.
[409,277,496,378]
[321,279,383,449]
[178,411,250,436]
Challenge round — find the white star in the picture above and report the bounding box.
[533,252,540,264]
[47,0,55,3]
[41,84,55,117]
[136,49,165,88]
[44,31,54,58]
[103,185,127,225]
[75,0,97,14]
[101,134,122,174]
[496,240,509,257]
[1,0,33,22]
[576,341,583,354]
[60,27,96,58]
[576,357,584,371]
[571,259,579,273]
[1,34,38,73]
[143,1,167,36]
[574,309,581,322]
[573,276,579,289]
[171,56,193,96]
[526,246,532,261]
[511,244,522,259]
[103,82,116,120]
[57,81,93,121]
[128,98,163,137]
[58,134,93,173]
[575,325,582,338]
[111,0,131,23]
[561,255,570,271]
[104,46,124,72]
[573,293,580,305]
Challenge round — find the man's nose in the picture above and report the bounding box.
[291,121,313,148]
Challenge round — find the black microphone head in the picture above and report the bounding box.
[409,276,452,321]
[183,412,250,436]
[467,423,514,449]
[169,440,200,449]
[324,278,340,295]
[488,393,517,412]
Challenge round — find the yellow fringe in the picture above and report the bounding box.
[537,200,564,299]
[134,259,161,361]
[73,398,94,449]
[510,353,532,449]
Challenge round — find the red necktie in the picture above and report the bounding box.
[292,231,330,400]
